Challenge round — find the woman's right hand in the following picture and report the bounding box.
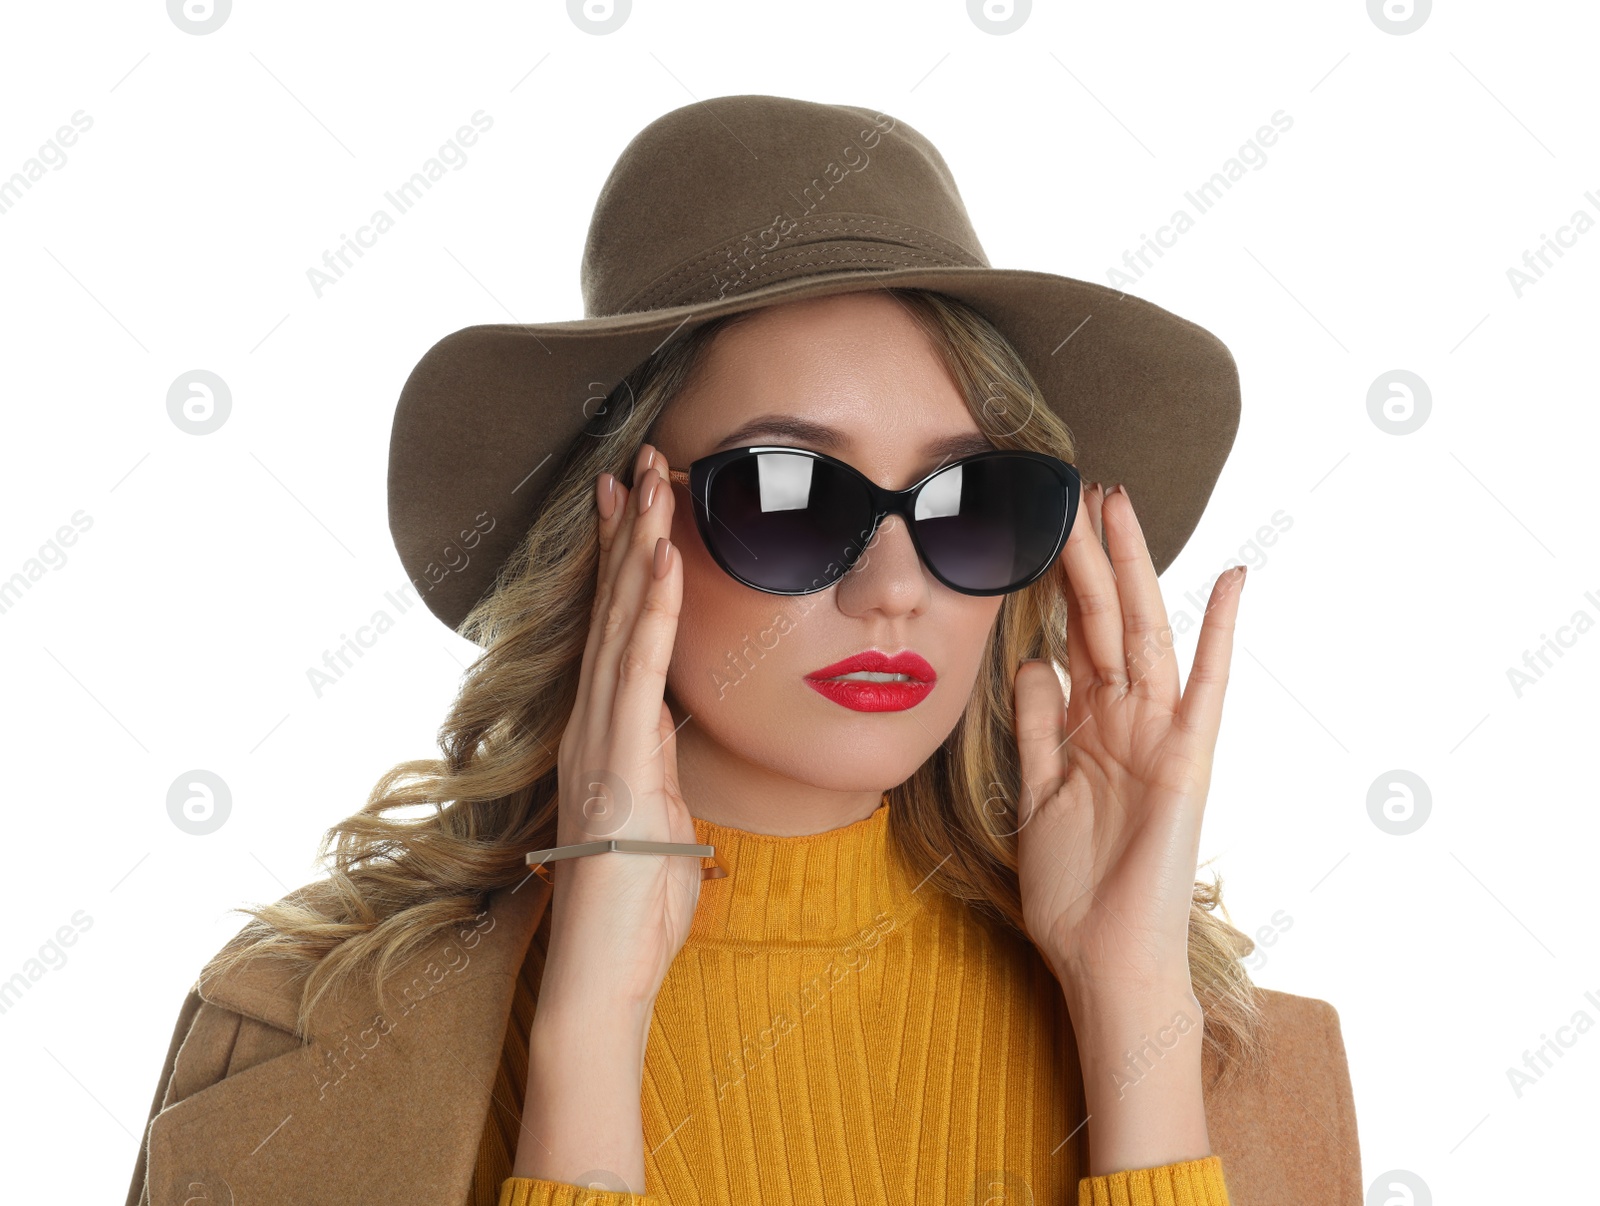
[542,440,700,1010]
[516,443,694,1188]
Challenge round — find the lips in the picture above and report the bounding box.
[803,649,937,713]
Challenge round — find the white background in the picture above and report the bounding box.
[1,2,1595,1202]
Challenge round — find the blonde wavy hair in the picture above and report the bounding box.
[200,287,1267,1088]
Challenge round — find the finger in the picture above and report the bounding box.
[1013,659,1068,826]
[1084,479,1107,550]
[595,474,631,575]
[588,447,676,745]
[570,466,634,754]
[1058,480,1128,687]
[579,443,654,736]
[1061,575,1093,715]
[1176,565,1246,740]
[1060,487,1114,699]
[608,530,682,789]
[1101,486,1180,707]
[568,470,626,747]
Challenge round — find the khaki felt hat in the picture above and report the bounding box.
[388,93,1241,639]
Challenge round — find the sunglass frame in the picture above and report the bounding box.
[665,444,1082,597]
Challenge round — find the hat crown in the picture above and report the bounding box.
[578,94,991,318]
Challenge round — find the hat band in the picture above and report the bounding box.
[614,212,987,314]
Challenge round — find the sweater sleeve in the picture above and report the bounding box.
[1077,1154,1230,1206]
[498,1176,658,1206]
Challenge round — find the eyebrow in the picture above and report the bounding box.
[710,415,998,463]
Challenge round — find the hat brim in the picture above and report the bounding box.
[388,264,1240,637]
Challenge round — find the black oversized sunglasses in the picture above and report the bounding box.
[665,445,1080,597]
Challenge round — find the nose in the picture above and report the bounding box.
[833,512,931,619]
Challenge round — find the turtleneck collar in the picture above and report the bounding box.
[687,794,925,949]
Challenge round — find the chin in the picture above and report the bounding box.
[698,680,959,787]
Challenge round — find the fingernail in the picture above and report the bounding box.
[1108,483,1126,498]
[643,474,659,512]
[597,473,617,520]
[653,537,673,579]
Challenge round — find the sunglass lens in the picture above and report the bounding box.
[702,451,875,593]
[912,456,1069,592]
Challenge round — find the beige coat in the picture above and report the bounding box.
[126,874,1362,1205]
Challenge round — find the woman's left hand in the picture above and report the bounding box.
[1012,482,1246,1005]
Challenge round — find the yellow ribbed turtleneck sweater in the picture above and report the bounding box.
[469,798,1232,1206]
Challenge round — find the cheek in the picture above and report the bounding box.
[669,502,727,622]
[947,597,1006,684]
[667,498,696,553]
[667,509,788,696]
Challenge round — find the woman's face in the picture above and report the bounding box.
[648,291,1005,804]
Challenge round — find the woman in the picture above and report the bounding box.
[127,96,1359,1206]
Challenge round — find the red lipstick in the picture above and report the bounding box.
[803,649,937,712]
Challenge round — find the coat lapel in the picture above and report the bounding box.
[145,874,551,1206]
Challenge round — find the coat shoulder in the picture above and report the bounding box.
[127,875,546,1206]
[126,877,354,1206]
[1204,987,1361,1206]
